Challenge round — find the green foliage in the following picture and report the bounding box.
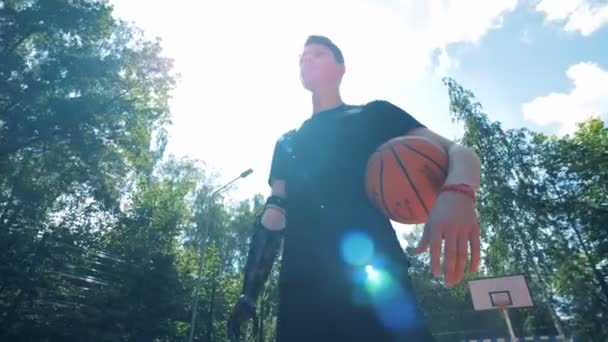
[442,77,607,341]
[0,1,605,340]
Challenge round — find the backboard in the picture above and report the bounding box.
[468,274,534,311]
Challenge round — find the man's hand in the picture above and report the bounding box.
[412,190,480,287]
[227,296,257,342]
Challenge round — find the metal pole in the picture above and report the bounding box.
[501,307,516,340]
[187,206,208,342]
[187,169,253,342]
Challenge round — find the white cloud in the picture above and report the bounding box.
[536,0,608,36]
[108,0,517,205]
[522,62,608,134]
[434,47,460,76]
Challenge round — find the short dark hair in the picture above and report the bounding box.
[305,35,344,64]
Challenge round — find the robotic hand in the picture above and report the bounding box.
[227,294,257,342]
[227,196,285,342]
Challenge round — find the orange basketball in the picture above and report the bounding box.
[365,136,448,224]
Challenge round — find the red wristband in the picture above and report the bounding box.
[440,183,476,201]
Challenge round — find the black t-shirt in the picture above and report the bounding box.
[268,100,425,286]
[269,100,424,199]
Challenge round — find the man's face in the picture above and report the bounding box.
[299,43,344,92]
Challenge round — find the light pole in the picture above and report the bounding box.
[187,168,253,342]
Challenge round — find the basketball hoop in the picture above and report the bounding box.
[490,291,513,311]
[495,300,509,311]
[468,275,532,311]
[468,275,534,341]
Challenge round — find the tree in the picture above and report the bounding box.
[0,0,177,339]
[442,77,606,341]
[532,119,608,339]
[2,2,603,339]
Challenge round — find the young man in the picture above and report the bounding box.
[228,35,481,342]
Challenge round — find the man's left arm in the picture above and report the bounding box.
[408,127,481,188]
[405,127,481,287]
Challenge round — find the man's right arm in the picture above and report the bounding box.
[261,179,287,230]
[271,179,286,198]
[267,129,296,185]
[228,133,291,340]
[261,130,295,230]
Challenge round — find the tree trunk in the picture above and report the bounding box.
[515,221,567,339]
[205,264,218,342]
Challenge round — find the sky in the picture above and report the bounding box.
[108,0,608,241]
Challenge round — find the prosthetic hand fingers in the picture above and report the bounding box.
[227,295,256,342]
[228,195,286,341]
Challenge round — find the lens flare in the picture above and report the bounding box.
[364,266,393,297]
[342,233,422,334]
[377,293,417,332]
[362,264,420,333]
[340,232,374,266]
[365,264,380,281]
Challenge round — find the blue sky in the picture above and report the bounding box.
[446,1,608,133]
[109,0,608,240]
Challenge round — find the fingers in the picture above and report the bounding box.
[430,227,443,277]
[470,224,481,273]
[444,232,457,286]
[228,328,238,342]
[453,235,468,286]
[228,300,254,342]
[412,223,430,255]
[417,220,481,286]
[227,319,239,342]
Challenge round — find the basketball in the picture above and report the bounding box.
[365,136,448,224]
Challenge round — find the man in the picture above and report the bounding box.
[228,35,481,342]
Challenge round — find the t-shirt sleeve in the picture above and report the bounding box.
[368,100,425,138]
[268,130,295,186]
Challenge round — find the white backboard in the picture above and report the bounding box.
[468,274,534,311]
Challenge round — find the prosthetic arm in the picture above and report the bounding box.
[227,196,285,342]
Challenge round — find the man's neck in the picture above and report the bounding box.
[312,89,343,114]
